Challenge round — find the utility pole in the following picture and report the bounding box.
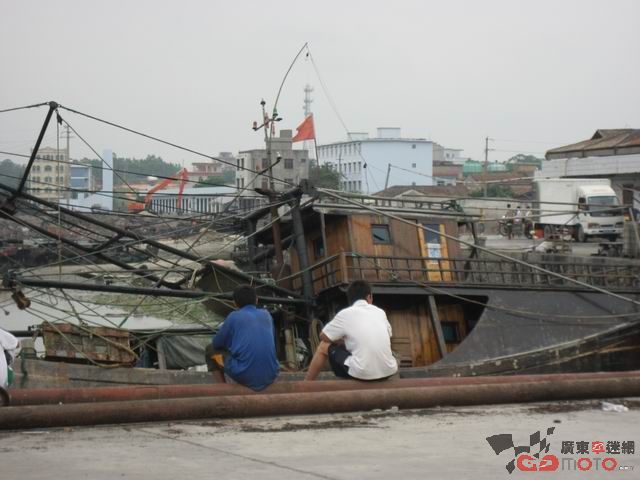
[384,163,392,190]
[256,99,284,274]
[61,125,74,202]
[483,136,493,197]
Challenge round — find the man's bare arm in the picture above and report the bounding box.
[304,333,333,381]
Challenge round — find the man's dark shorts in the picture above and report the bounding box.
[328,344,394,381]
[328,343,353,379]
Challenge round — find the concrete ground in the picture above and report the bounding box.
[1,399,638,479]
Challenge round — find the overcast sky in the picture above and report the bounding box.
[1,0,638,169]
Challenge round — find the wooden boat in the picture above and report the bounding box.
[243,192,640,377]
[5,188,640,389]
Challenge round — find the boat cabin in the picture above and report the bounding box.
[251,194,482,368]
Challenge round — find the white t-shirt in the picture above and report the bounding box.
[322,300,398,380]
[0,329,20,388]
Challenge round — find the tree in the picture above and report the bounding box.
[79,155,182,188]
[308,164,341,190]
[0,159,26,188]
[507,154,543,166]
[470,184,514,198]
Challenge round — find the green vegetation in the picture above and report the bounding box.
[83,154,182,188]
[507,154,543,166]
[0,159,26,188]
[309,163,341,190]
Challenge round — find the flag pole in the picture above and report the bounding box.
[313,137,320,166]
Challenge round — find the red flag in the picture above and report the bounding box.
[292,114,315,142]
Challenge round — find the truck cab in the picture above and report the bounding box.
[575,185,624,242]
[534,177,624,242]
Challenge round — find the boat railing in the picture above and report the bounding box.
[313,194,468,215]
[289,252,640,294]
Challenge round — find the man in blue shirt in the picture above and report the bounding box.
[206,285,279,391]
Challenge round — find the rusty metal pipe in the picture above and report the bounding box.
[1,376,639,430]
[8,371,640,406]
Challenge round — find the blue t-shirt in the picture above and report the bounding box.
[212,305,279,391]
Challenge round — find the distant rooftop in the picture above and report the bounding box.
[546,129,640,159]
[321,127,430,147]
[375,184,469,198]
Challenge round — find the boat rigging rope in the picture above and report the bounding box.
[56,105,296,188]
[0,207,213,327]
[0,99,303,332]
[0,102,50,114]
[60,116,214,257]
[0,149,249,192]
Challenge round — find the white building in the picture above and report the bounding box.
[189,151,236,185]
[317,128,436,193]
[433,144,466,165]
[67,150,114,212]
[235,129,310,193]
[27,146,70,202]
[148,185,238,215]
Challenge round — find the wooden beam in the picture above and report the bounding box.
[427,295,447,359]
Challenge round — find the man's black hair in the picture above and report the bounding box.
[347,280,372,304]
[233,285,258,308]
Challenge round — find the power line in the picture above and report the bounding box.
[56,104,296,188]
[0,149,247,191]
[0,102,50,114]
[492,138,566,146]
[492,149,546,155]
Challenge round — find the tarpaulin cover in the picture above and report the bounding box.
[157,335,212,369]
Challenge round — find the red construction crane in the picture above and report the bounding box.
[128,168,189,212]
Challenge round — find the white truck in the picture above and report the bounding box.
[533,178,624,242]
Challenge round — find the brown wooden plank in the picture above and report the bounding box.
[427,296,447,359]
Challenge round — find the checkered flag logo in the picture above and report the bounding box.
[486,427,555,474]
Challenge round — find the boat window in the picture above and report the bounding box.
[423,223,442,258]
[441,321,460,343]
[371,224,392,244]
[423,224,442,244]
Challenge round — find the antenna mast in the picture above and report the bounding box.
[303,84,314,159]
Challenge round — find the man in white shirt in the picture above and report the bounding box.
[304,280,398,381]
[0,328,20,389]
